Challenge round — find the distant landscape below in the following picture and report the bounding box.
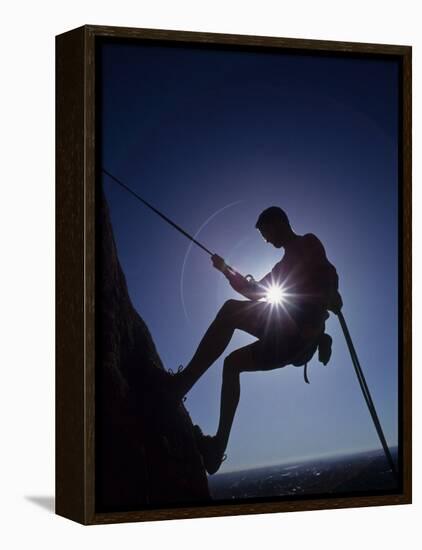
[208,447,399,501]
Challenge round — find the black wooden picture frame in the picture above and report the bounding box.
[56,25,412,525]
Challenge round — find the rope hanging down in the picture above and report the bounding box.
[337,311,398,480]
[102,168,399,482]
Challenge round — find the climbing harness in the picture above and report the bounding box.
[293,331,332,385]
[103,168,399,482]
[303,363,310,384]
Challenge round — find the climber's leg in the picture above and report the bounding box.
[215,345,254,454]
[173,299,264,397]
[196,340,287,474]
[216,340,289,453]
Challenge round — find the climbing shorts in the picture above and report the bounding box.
[221,298,325,370]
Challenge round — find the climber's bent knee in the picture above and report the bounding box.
[215,300,264,338]
[223,346,256,378]
[223,353,240,378]
[216,299,241,321]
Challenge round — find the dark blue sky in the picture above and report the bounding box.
[100,41,399,472]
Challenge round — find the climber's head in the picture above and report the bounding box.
[255,206,295,248]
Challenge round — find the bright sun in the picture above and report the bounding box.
[265,284,286,305]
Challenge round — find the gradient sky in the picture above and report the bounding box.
[99,40,399,473]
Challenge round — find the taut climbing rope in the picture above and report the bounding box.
[337,310,398,480]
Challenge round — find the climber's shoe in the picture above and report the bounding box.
[193,425,227,475]
[166,365,188,402]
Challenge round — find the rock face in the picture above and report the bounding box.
[96,190,210,512]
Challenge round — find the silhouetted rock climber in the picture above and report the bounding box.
[169,206,342,475]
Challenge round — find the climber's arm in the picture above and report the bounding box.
[211,255,267,301]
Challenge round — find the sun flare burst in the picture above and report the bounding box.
[265,284,286,305]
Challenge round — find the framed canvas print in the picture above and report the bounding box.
[56,25,412,525]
